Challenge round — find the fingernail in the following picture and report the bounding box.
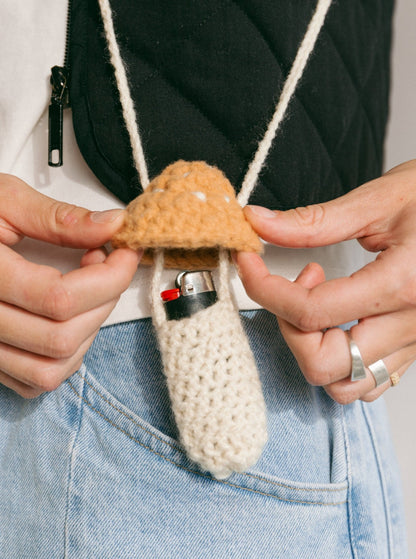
[247,205,276,219]
[90,209,124,223]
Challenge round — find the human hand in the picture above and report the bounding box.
[0,174,141,398]
[235,160,416,404]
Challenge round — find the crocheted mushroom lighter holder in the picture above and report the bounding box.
[112,160,263,269]
[112,161,268,479]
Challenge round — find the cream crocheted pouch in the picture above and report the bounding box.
[151,251,267,480]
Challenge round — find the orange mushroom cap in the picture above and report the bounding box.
[112,160,263,268]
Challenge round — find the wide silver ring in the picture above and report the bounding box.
[368,359,390,387]
[347,331,367,382]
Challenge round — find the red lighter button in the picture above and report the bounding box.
[160,288,181,302]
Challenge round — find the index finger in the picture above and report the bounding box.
[0,244,141,320]
[235,249,407,330]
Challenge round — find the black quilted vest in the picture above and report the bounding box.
[69,0,394,209]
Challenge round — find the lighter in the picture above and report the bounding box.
[161,270,218,320]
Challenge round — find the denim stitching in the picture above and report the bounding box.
[242,471,347,493]
[342,405,358,558]
[63,367,87,559]
[67,381,346,505]
[75,371,184,453]
[68,376,348,504]
[75,372,347,493]
[362,403,394,558]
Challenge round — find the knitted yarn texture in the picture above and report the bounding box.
[157,296,267,480]
[112,160,263,268]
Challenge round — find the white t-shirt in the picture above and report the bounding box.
[0,1,371,326]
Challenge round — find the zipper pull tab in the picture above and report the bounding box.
[48,65,69,167]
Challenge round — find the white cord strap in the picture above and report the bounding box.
[237,0,332,206]
[98,0,332,203]
[150,249,166,328]
[97,0,150,189]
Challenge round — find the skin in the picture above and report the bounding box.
[3,160,416,403]
[0,174,141,398]
[235,159,416,404]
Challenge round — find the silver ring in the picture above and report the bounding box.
[347,331,367,382]
[368,359,390,387]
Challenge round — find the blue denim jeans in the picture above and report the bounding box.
[0,310,407,558]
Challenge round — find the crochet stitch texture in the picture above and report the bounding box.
[112,160,263,268]
[157,297,268,479]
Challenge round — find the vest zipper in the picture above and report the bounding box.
[48,0,72,167]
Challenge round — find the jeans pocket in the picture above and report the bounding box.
[64,361,351,559]
[67,312,348,506]
[67,364,347,509]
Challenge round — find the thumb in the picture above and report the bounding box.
[294,262,326,289]
[0,174,125,248]
[243,179,389,248]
